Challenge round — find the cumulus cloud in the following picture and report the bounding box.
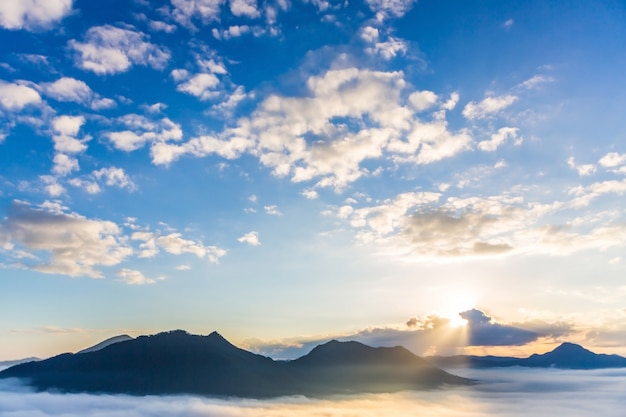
[238,231,261,246]
[69,25,170,75]
[365,0,417,18]
[567,157,596,176]
[330,189,626,260]
[131,231,226,263]
[106,115,183,152]
[117,268,161,285]
[478,127,520,152]
[0,0,72,30]
[229,0,260,18]
[0,200,132,278]
[599,152,626,174]
[51,115,87,154]
[93,167,136,191]
[175,73,220,100]
[301,189,319,199]
[52,153,79,176]
[264,205,282,216]
[171,0,225,29]
[0,81,42,111]
[43,77,116,110]
[462,94,518,120]
[153,67,472,189]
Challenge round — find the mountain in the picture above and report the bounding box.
[77,334,134,354]
[0,357,40,368]
[428,342,626,369]
[287,340,470,395]
[0,330,471,398]
[519,342,626,369]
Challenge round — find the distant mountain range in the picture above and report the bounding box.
[427,342,626,369]
[0,330,469,398]
[0,357,40,368]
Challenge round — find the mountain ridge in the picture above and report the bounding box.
[0,330,470,398]
[427,342,626,369]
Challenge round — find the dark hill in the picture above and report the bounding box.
[519,342,626,369]
[288,340,470,395]
[0,330,470,397]
[427,342,626,369]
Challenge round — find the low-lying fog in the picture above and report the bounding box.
[1,368,625,416]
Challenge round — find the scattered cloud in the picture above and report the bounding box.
[478,127,520,152]
[365,0,417,18]
[238,231,261,246]
[69,25,170,75]
[264,205,282,216]
[0,81,42,111]
[0,0,73,30]
[131,231,226,263]
[43,77,116,110]
[171,0,225,29]
[0,200,132,278]
[567,157,596,176]
[117,268,161,285]
[463,94,518,120]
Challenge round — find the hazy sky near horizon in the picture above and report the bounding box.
[1,0,626,360]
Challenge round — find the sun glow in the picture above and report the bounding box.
[442,294,475,328]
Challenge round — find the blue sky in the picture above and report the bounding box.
[1,0,626,360]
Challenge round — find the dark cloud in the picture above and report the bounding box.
[250,309,573,359]
[461,309,572,346]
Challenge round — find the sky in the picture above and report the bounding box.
[1,0,626,361]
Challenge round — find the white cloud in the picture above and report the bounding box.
[44,77,91,103]
[151,68,473,189]
[69,25,170,75]
[519,75,554,90]
[52,153,79,176]
[51,115,87,154]
[503,18,514,29]
[301,189,319,200]
[229,0,260,18]
[132,231,226,263]
[0,201,132,278]
[175,264,191,270]
[478,127,519,152]
[171,0,226,28]
[366,37,408,60]
[238,231,261,246]
[365,0,417,17]
[117,268,160,285]
[462,94,518,120]
[567,157,596,177]
[149,20,177,33]
[599,152,626,168]
[0,0,72,30]
[408,90,438,112]
[264,205,282,216]
[93,167,136,191]
[0,81,42,111]
[39,175,66,197]
[107,115,183,152]
[176,73,220,100]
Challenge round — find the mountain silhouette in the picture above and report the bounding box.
[0,330,470,397]
[519,342,626,369]
[428,342,626,369]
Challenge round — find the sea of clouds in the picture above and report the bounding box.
[1,368,625,416]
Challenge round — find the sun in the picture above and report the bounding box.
[443,294,475,328]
